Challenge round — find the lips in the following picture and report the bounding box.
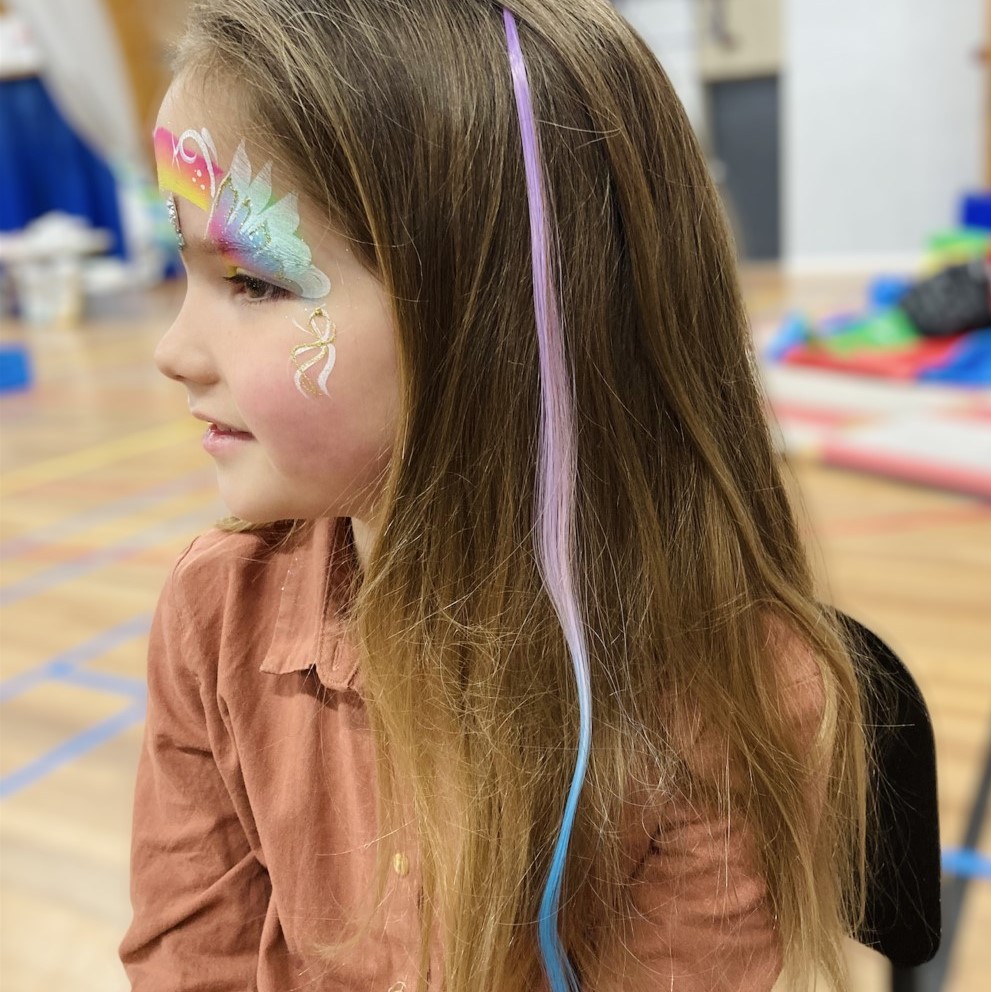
[201,421,255,455]
[191,410,253,437]
[210,422,253,436]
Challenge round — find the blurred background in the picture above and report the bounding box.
[0,1,988,989]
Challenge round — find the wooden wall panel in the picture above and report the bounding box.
[103,0,190,162]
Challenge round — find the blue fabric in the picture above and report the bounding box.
[960,192,991,231]
[868,275,912,309]
[918,328,991,386]
[0,76,125,257]
[763,310,808,362]
[0,343,32,392]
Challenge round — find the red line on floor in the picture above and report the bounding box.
[821,505,991,537]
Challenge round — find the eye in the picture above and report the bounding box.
[224,271,292,304]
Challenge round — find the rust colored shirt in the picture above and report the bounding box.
[119,517,823,991]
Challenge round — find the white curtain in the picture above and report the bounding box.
[614,0,705,136]
[8,0,143,169]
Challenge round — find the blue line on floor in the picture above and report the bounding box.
[0,698,147,800]
[942,848,991,880]
[0,469,213,561]
[0,508,217,607]
[53,666,147,700]
[0,614,151,704]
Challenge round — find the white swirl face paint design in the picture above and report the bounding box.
[176,126,220,202]
[290,307,337,398]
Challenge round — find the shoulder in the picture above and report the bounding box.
[162,522,301,628]
[663,612,828,789]
[148,522,310,690]
[170,523,282,589]
[762,611,827,748]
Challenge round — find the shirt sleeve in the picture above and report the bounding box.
[586,798,783,992]
[587,639,826,992]
[119,547,270,990]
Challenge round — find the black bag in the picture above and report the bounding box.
[899,258,991,338]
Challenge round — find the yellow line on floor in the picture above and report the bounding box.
[0,420,200,497]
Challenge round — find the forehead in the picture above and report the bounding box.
[154,76,337,300]
[155,77,244,176]
[153,75,313,219]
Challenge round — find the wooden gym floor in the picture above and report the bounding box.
[0,272,988,990]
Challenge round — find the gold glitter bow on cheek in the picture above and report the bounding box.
[291,306,337,398]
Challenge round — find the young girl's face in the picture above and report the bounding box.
[153,79,400,526]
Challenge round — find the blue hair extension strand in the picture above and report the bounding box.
[502,9,593,992]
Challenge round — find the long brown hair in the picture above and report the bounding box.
[176,1,870,988]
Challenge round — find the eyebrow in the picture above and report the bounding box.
[165,196,237,259]
[181,234,272,265]
[180,236,227,258]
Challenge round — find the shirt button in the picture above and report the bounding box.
[392,852,410,877]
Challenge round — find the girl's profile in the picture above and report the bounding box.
[120,2,871,990]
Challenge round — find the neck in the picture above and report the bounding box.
[349,515,376,574]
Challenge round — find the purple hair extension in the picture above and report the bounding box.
[502,9,592,992]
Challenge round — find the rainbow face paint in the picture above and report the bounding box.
[154,126,222,212]
[154,126,331,301]
[208,140,331,300]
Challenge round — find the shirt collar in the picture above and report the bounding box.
[259,516,363,694]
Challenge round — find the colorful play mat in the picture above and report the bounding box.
[760,197,991,500]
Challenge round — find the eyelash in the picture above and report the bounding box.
[224,272,293,304]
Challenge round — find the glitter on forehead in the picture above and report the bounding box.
[165,193,185,250]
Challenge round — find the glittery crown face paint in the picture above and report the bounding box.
[154,126,331,301]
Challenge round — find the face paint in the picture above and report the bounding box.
[154,127,331,301]
[290,306,337,397]
[165,193,185,249]
[154,126,222,212]
[208,141,331,300]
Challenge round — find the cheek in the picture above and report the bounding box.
[245,359,398,487]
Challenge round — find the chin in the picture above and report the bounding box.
[218,492,298,525]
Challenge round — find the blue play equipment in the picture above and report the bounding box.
[0,342,32,393]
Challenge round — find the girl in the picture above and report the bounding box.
[120,2,870,990]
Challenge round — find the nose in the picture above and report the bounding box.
[153,294,218,386]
